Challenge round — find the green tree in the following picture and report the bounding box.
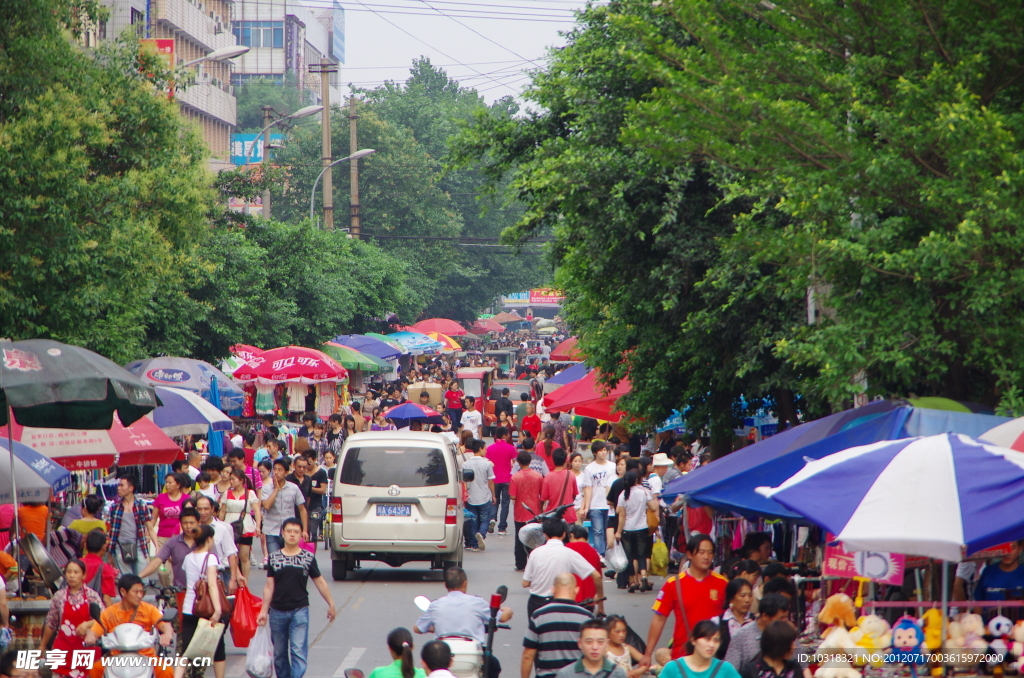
[0,0,213,363]
[622,0,1024,409]
[451,0,812,450]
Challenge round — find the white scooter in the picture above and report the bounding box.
[402,585,509,678]
[89,602,177,678]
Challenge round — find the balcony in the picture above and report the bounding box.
[178,79,237,126]
[154,0,235,52]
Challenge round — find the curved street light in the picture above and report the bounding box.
[246,105,324,165]
[180,45,250,68]
[309,149,376,224]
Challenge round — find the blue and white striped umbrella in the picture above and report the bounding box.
[149,387,233,437]
[757,433,1024,562]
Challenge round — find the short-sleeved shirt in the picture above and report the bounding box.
[91,601,163,640]
[523,599,593,678]
[461,410,483,438]
[540,470,578,523]
[581,461,615,511]
[181,552,221,615]
[974,562,1024,601]
[155,533,195,588]
[554,658,628,678]
[18,504,49,541]
[662,658,742,678]
[307,468,328,511]
[82,554,118,599]
[463,456,496,505]
[566,541,601,603]
[652,569,729,657]
[69,519,107,538]
[368,659,427,678]
[510,468,544,523]
[261,481,306,536]
[267,547,321,611]
[486,440,519,484]
[523,539,596,597]
[153,493,190,538]
[414,590,490,643]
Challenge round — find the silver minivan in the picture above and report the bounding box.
[328,431,465,580]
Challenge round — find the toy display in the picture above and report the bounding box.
[815,594,862,678]
[850,614,891,667]
[888,616,926,677]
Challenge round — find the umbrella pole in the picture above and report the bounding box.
[5,405,20,598]
[941,561,949,666]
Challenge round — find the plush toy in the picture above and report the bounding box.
[814,594,863,678]
[888,616,926,677]
[920,609,944,651]
[960,613,989,651]
[849,615,891,666]
[987,615,1013,673]
[1010,621,1024,672]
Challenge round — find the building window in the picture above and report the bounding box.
[130,8,145,35]
[230,73,285,86]
[232,21,284,49]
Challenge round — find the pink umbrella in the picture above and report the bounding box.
[981,418,1024,452]
[412,318,468,336]
[0,414,182,471]
[468,318,505,334]
[542,370,631,413]
[233,346,348,384]
[550,337,580,361]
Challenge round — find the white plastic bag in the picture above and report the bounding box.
[246,624,274,678]
[183,618,225,660]
[606,539,628,573]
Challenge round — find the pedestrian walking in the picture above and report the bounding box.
[461,397,483,439]
[580,442,615,555]
[261,457,308,554]
[304,451,329,543]
[444,380,465,429]
[257,518,336,678]
[368,628,425,678]
[139,507,200,589]
[540,449,579,523]
[220,469,260,582]
[659,621,742,678]
[565,525,602,611]
[553,619,629,678]
[486,427,518,536]
[523,520,604,617]
[193,495,243,593]
[175,525,224,678]
[614,471,658,593]
[522,573,593,678]
[509,451,543,571]
[226,447,262,493]
[463,440,495,551]
[107,474,157,577]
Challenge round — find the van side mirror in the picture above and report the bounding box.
[462,469,475,483]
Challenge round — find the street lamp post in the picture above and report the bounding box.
[180,45,250,68]
[309,149,376,229]
[245,104,323,220]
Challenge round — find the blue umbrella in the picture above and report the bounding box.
[332,335,403,362]
[547,362,589,386]
[151,387,233,437]
[663,401,1010,518]
[758,433,1024,562]
[0,439,72,504]
[206,377,224,457]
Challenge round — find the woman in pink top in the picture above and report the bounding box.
[150,473,191,583]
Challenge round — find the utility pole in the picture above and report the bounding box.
[261,105,274,220]
[349,96,361,239]
[310,59,338,229]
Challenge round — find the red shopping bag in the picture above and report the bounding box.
[230,585,261,648]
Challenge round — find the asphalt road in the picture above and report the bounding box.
[219,531,667,677]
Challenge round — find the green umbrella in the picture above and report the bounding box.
[0,339,160,429]
[322,343,393,374]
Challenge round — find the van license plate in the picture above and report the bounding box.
[376,504,412,517]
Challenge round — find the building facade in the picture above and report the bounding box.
[231,0,343,108]
[98,0,240,170]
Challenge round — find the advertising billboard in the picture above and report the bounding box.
[529,288,565,305]
[332,2,346,63]
[230,133,283,165]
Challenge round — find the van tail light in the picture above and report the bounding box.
[445,498,457,525]
[331,497,343,523]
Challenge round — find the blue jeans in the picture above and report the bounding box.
[588,509,609,555]
[269,606,309,678]
[464,503,492,548]
[494,483,510,531]
[266,534,284,554]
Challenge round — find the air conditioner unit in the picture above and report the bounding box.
[215,21,224,34]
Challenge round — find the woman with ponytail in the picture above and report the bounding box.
[368,628,426,678]
[538,426,561,471]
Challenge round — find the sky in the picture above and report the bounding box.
[321,0,590,103]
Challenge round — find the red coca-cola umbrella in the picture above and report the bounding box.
[411,318,468,336]
[230,344,264,362]
[0,414,182,471]
[233,346,348,384]
[550,337,580,361]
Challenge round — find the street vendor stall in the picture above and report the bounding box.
[232,345,349,424]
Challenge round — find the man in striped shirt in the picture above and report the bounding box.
[522,573,593,678]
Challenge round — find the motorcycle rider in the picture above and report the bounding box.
[414,567,513,678]
[83,574,174,678]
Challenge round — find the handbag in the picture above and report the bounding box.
[647,506,661,535]
[193,553,230,620]
[119,542,138,564]
[230,490,250,541]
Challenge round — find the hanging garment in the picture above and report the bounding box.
[287,383,308,413]
[317,382,335,418]
[242,385,256,418]
[254,384,276,415]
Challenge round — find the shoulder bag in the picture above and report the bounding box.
[230,490,250,541]
[193,552,230,619]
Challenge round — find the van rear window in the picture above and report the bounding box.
[339,447,449,487]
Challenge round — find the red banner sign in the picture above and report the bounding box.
[823,533,905,585]
[529,288,564,304]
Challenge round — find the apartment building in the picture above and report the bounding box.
[231,0,344,107]
[99,0,240,170]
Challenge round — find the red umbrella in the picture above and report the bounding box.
[543,370,631,413]
[468,318,505,334]
[550,337,581,361]
[575,396,626,423]
[233,346,348,384]
[412,318,468,336]
[1,414,181,471]
[230,344,263,362]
